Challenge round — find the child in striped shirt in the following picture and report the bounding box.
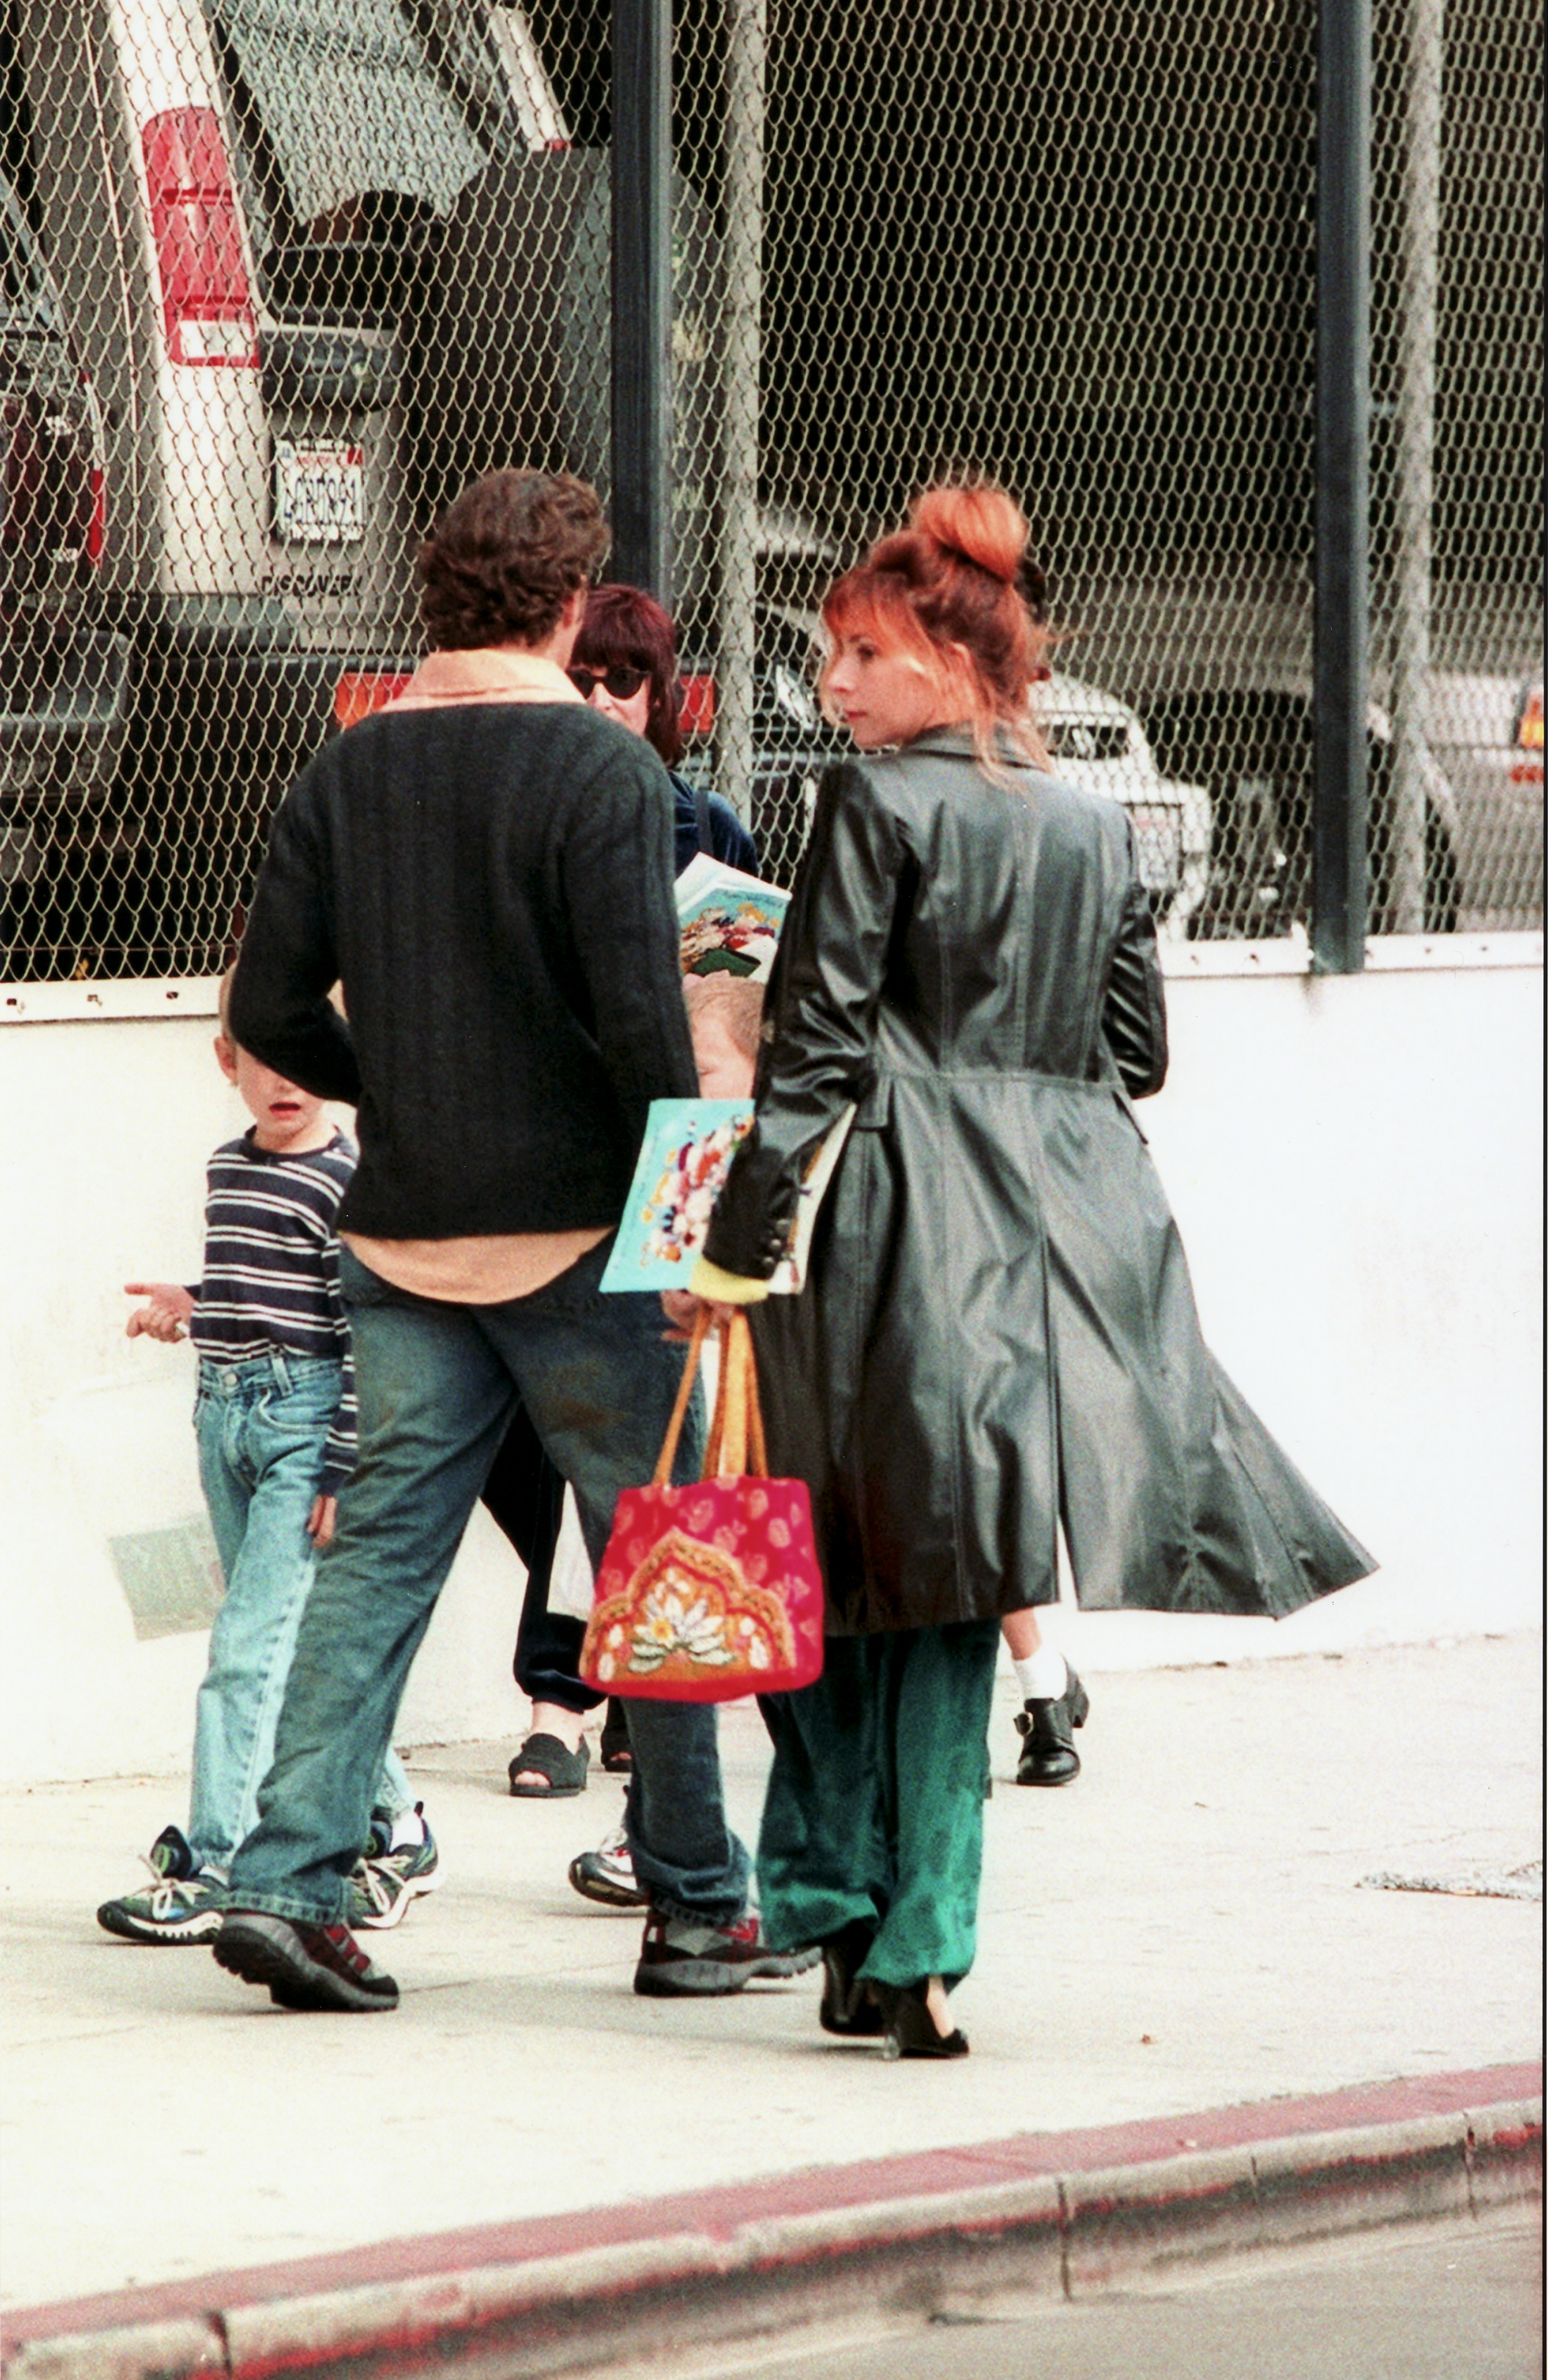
[97,978,437,1947]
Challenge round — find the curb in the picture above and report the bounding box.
[4,2067,1539,2380]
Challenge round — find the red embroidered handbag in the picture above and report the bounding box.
[580,1309,825,1702]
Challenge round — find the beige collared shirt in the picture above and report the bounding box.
[375,646,585,712]
[340,642,614,1306]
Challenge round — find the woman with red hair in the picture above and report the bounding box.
[684,484,1372,2058]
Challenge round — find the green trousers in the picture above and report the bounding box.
[755,1619,1001,1988]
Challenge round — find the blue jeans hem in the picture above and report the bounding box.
[646,1892,751,1928]
[223,1887,348,1928]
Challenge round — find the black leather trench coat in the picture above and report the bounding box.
[703,730,1375,1635]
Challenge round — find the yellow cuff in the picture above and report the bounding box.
[690,1256,771,1305]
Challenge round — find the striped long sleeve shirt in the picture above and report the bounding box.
[188,1128,358,1493]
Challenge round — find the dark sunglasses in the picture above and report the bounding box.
[567,664,649,702]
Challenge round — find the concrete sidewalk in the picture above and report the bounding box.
[1,1634,1540,2345]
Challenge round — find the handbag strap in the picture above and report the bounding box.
[652,1306,771,1486]
[652,1303,714,1487]
[714,1314,750,1476]
[744,1323,769,1475]
[706,1312,769,1479]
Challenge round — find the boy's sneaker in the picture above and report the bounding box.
[568,1823,649,1910]
[147,1823,198,1880]
[213,1911,399,2012]
[348,1816,441,1931]
[96,1825,226,1944]
[634,1911,820,1998]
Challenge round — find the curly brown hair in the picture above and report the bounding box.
[418,469,611,651]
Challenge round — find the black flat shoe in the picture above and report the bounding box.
[819,1919,884,2037]
[1014,1666,1089,1786]
[873,1980,969,2060]
[507,1733,589,1797]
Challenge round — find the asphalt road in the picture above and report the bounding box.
[673,2217,1543,2380]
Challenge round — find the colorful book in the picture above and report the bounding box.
[601,1097,856,1297]
[675,852,790,981]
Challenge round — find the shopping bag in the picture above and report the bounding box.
[580,1309,825,1701]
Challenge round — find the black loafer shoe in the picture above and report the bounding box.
[1014,1667,1090,1786]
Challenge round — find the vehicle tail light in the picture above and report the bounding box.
[334,670,413,731]
[680,671,716,739]
[142,109,260,368]
[85,463,105,566]
[1512,686,1543,784]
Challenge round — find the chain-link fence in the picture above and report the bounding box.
[0,0,1539,983]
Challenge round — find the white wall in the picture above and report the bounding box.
[2,947,1540,1785]
[1058,945,1543,1674]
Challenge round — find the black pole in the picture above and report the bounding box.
[1312,0,1371,971]
[611,0,673,602]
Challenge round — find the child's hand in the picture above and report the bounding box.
[306,1494,337,1546]
[124,1283,196,1343]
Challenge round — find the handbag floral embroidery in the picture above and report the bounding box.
[581,1309,825,1702]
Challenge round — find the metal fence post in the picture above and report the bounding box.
[611,0,673,602]
[717,0,766,826]
[1389,0,1444,933]
[1313,0,1372,972]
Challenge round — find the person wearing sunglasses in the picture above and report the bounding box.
[489,581,759,1817]
[568,584,758,877]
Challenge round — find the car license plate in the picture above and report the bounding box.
[1126,802,1183,894]
[273,440,365,544]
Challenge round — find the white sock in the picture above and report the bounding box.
[387,1802,426,1852]
[1014,1647,1068,1704]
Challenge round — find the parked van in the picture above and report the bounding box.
[0,161,130,934]
[3,0,573,974]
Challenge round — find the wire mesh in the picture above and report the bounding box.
[0,0,1539,983]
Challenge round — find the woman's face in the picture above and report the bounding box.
[823,633,953,750]
[572,661,653,741]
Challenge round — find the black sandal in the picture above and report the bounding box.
[599,1699,632,1773]
[507,1733,590,1798]
[873,1980,970,2060]
[819,1919,884,2038]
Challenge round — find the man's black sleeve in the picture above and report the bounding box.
[227,762,361,1104]
[559,743,699,1146]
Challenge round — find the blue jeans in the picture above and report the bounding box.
[191,1353,413,1874]
[227,1240,751,1926]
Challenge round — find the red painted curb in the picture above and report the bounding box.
[2,2062,1538,2355]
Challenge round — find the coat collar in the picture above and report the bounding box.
[897,723,1040,770]
[385,648,584,711]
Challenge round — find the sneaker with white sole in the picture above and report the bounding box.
[568,1823,648,1910]
[213,1911,400,2011]
[96,1824,227,1944]
[348,1811,440,1931]
[634,1911,821,1997]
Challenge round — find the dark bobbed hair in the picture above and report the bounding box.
[819,482,1050,773]
[572,582,685,767]
[418,469,610,652]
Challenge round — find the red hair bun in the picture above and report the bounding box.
[910,484,1027,587]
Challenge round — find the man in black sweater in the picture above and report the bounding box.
[212,470,813,2013]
